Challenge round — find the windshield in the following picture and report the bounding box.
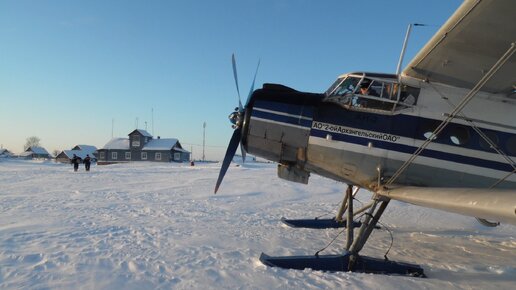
[334,77,360,96]
[325,76,360,96]
[324,78,344,96]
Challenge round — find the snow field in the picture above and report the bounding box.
[0,160,515,289]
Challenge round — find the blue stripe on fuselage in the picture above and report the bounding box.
[314,104,515,157]
[252,100,314,128]
[311,128,513,173]
[251,110,312,128]
[253,100,314,119]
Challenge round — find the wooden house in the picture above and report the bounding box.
[55,144,98,163]
[97,129,190,165]
[20,146,51,159]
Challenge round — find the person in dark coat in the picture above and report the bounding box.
[71,154,81,172]
[83,154,92,171]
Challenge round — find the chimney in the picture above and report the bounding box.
[158,136,160,139]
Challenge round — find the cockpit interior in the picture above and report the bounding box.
[324,73,420,114]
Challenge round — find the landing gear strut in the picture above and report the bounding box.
[260,185,425,277]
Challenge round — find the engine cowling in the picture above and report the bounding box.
[242,84,323,182]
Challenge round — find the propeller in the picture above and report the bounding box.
[214,54,260,194]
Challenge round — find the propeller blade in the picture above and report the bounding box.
[214,128,242,194]
[232,54,243,110]
[240,145,246,163]
[245,59,261,107]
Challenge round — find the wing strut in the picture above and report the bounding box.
[428,83,516,188]
[386,42,516,186]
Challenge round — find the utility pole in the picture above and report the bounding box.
[111,119,114,139]
[203,122,206,162]
[151,108,154,136]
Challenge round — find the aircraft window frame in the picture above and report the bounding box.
[351,78,403,112]
[324,74,421,115]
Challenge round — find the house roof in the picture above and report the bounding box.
[129,129,153,138]
[73,145,97,152]
[174,147,190,153]
[0,149,12,156]
[142,138,179,151]
[61,150,94,159]
[101,138,130,150]
[27,146,49,155]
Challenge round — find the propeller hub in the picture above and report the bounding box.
[228,110,244,129]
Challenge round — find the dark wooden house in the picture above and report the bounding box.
[55,144,98,163]
[97,129,190,165]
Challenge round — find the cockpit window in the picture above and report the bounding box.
[325,78,344,96]
[334,77,359,96]
[324,75,421,114]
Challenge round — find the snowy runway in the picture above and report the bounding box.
[0,160,514,289]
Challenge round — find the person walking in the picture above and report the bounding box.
[83,154,92,171]
[71,154,81,172]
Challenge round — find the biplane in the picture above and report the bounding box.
[215,0,516,276]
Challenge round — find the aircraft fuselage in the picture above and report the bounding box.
[243,75,516,191]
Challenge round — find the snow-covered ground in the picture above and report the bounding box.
[0,160,514,289]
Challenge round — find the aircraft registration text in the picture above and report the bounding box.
[312,121,400,143]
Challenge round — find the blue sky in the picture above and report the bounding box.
[0,0,461,159]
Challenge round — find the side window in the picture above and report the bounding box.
[155,152,161,160]
[100,152,105,160]
[479,131,498,152]
[112,152,118,160]
[368,80,383,97]
[141,152,147,160]
[125,152,131,159]
[399,85,420,105]
[449,126,470,145]
[506,136,516,156]
[419,120,440,141]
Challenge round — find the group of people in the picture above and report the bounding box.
[71,154,92,172]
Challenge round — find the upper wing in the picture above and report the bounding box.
[402,0,516,96]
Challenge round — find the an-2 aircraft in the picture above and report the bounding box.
[215,0,516,277]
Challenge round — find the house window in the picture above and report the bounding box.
[174,153,181,161]
[155,152,161,160]
[112,152,118,160]
[141,152,147,160]
[125,152,131,159]
[100,152,105,160]
[132,136,140,147]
